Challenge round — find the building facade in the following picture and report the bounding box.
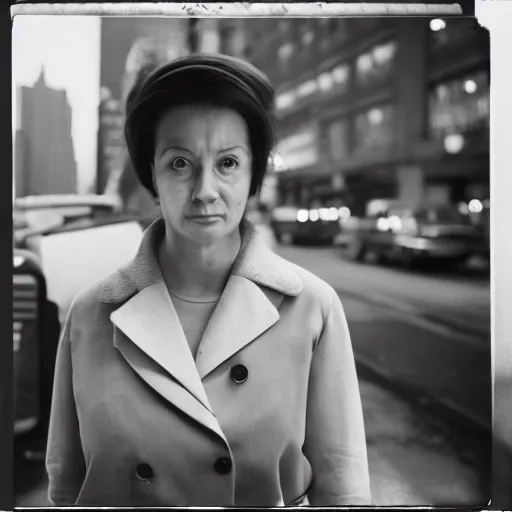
[241,17,489,216]
[14,70,77,197]
[97,17,190,205]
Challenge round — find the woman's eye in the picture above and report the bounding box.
[220,157,239,171]
[170,157,189,171]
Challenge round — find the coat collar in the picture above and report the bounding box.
[98,217,303,443]
[97,217,303,304]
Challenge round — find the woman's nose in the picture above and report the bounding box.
[191,165,219,204]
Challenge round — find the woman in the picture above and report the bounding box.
[46,54,371,507]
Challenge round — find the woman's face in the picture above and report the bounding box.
[152,105,253,245]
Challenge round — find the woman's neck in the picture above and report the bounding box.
[158,228,242,300]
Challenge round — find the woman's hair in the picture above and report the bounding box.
[125,53,276,199]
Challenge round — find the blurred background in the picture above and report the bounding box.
[12,16,491,506]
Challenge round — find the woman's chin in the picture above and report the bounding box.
[182,221,231,245]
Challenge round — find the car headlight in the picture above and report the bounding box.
[389,216,402,233]
[377,217,390,232]
[297,209,309,223]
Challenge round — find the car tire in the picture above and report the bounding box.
[400,248,416,271]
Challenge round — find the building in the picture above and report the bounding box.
[14,70,77,197]
[97,17,190,203]
[241,17,489,216]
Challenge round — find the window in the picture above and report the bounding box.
[279,20,290,34]
[296,79,318,98]
[318,72,334,92]
[276,127,319,171]
[429,18,484,52]
[317,64,350,95]
[354,104,395,154]
[327,120,349,162]
[276,90,296,111]
[429,69,489,137]
[332,64,350,90]
[278,42,295,62]
[301,30,315,46]
[355,41,397,86]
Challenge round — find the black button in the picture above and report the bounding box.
[230,364,248,384]
[214,457,232,475]
[135,463,154,482]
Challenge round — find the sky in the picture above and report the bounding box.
[12,15,101,194]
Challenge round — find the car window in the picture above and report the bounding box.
[387,207,410,218]
[416,206,470,225]
[38,221,144,321]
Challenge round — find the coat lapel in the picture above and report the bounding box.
[110,282,212,413]
[112,321,227,444]
[195,220,303,379]
[195,275,282,379]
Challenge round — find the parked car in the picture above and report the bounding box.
[342,200,486,268]
[270,205,341,245]
[13,195,148,451]
[13,248,60,443]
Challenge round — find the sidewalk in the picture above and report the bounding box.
[361,379,489,506]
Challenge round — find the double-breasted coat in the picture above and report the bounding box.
[46,218,371,507]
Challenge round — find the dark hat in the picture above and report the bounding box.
[125,53,276,198]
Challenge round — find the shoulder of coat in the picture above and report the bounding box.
[286,262,338,306]
[70,267,136,314]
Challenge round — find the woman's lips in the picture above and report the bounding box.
[186,214,225,224]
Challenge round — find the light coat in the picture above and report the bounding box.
[46,218,371,507]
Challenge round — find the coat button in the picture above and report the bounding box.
[214,457,232,475]
[135,463,154,482]
[230,364,248,384]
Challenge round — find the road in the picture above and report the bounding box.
[14,243,491,507]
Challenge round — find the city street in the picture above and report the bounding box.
[277,243,491,429]
[12,13,494,509]
[14,243,491,507]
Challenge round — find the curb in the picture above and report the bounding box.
[335,287,489,348]
[420,312,489,341]
[354,353,491,439]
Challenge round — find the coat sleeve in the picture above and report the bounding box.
[45,308,86,506]
[303,289,372,505]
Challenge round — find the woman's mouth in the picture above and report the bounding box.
[186,214,225,224]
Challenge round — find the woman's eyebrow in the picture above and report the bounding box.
[158,145,195,157]
[218,146,250,155]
